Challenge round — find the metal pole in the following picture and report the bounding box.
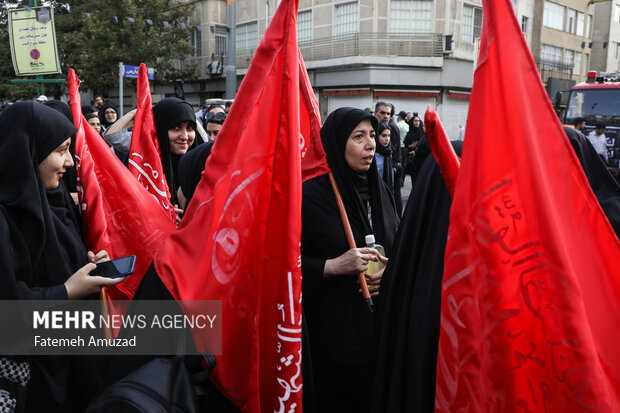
[225,0,237,99]
[119,62,124,116]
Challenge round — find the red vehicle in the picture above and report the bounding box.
[564,71,620,177]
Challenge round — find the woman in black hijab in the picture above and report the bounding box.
[404,114,429,186]
[0,102,124,412]
[564,127,620,237]
[371,142,462,413]
[375,122,394,194]
[153,97,199,209]
[99,101,119,132]
[301,107,399,413]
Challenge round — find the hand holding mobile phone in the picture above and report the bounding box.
[89,255,136,278]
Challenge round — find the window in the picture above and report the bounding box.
[564,49,574,66]
[543,1,565,31]
[236,21,258,53]
[541,44,562,69]
[573,51,581,75]
[390,0,434,33]
[567,9,576,34]
[521,15,528,36]
[577,12,584,36]
[462,4,483,44]
[297,10,312,44]
[586,14,592,38]
[190,27,202,57]
[615,4,620,23]
[334,2,358,36]
[613,42,619,60]
[215,25,227,56]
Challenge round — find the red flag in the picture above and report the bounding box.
[154,0,324,411]
[424,107,460,197]
[68,69,176,300]
[129,63,177,223]
[435,0,620,411]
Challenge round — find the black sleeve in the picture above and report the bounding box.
[0,214,68,301]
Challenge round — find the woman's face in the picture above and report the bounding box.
[412,117,421,127]
[206,122,221,141]
[104,108,117,124]
[378,129,391,148]
[168,121,196,156]
[345,119,376,173]
[38,137,73,190]
[87,117,101,134]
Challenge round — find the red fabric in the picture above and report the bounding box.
[424,107,460,197]
[68,69,175,300]
[434,0,620,411]
[129,63,177,223]
[154,0,322,411]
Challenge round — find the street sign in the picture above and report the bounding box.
[8,6,62,76]
[123,65,155,80]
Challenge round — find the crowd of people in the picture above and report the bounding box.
[1,89,619,413]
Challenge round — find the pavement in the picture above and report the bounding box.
[399,175,413,211]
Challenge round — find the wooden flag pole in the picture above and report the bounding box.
[328,172,374,312]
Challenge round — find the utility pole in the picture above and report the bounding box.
[226,0,237,99]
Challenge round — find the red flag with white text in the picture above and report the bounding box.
[129,63,177,223]
[68,69,176,300]
[154,0,325,411]
[434,0,620,411]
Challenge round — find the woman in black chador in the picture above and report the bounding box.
[301,107,399,412]
[153,97,199,209]
[372,142,462,413]
[0,102,123,412]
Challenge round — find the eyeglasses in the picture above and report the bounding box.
[205,112,226,121]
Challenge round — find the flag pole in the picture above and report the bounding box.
[328,172,374,312]
[99,288,113,341]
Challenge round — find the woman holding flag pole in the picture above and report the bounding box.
[301,107,399,412]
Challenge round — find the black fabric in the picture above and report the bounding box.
[99,101,119,129]
[177,141,214,205]
[375,122,394,191]
[301,107,399,413]
[564,127,620,238]
[404,120,428,181]
[0,102,76,298]
[387,119,403,215]
[372,141,462,413]
[103,265,241,413]
[0,102,93,413]
[153,98,199,206]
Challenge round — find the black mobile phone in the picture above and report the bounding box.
[89,255,136,278]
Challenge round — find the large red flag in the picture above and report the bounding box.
[68,69,176,300]
[129,63,177,223]
[154,0,327,411]
[434,0,620,411]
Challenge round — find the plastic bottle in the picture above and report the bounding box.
[365,234,385,275]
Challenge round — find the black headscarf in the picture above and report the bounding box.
[99,101,119,129]
[153,97,199,206]
[372,141,463,413]
[564,127,620,238]
[45,100,78,192]
[320,107,398,253]
[177,140,215,205]
[0,102,78,298]
[375,122,394,191]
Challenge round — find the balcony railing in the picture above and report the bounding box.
[181,32,445,77]
[236,32,444,69]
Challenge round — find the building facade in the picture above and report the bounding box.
[156,0,617,136]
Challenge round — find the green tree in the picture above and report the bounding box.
[54,0,197,93]
[0,0,197,101]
